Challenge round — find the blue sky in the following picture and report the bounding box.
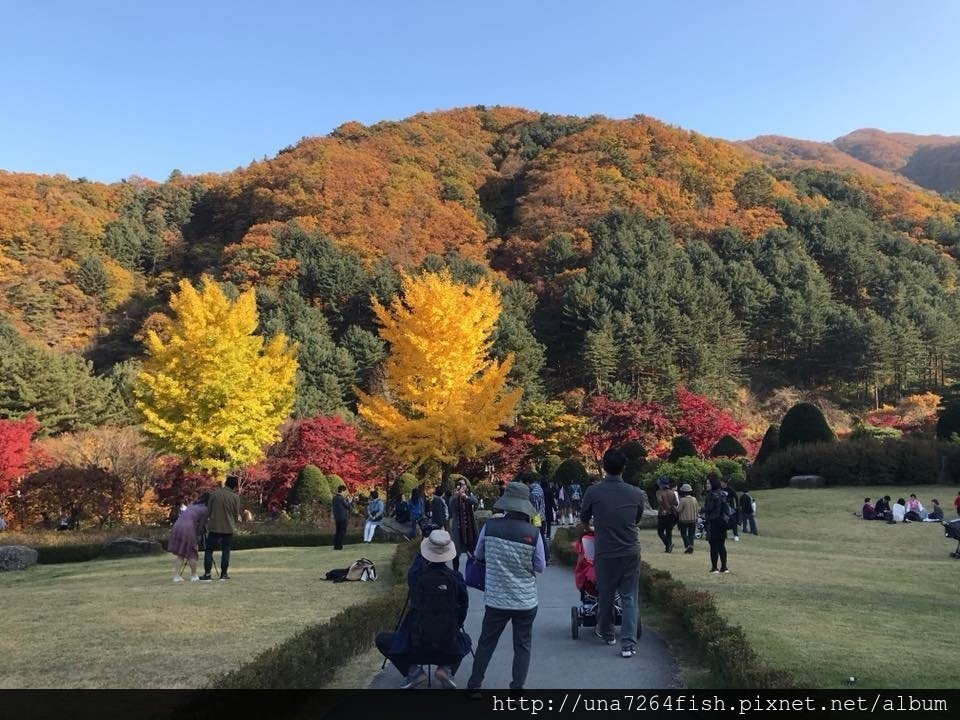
[2,0,958,181]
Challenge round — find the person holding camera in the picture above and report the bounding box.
[447,478,478,572]
[332,484,352,550]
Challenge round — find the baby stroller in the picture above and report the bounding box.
[570,530,622,639]
[945,519,960,558]
[694,511,706,540]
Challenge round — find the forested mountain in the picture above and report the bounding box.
[4,107,960,433]
[745,129,960,195]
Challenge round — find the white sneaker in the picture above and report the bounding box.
[733,536,739,541]
[189,575,200,582]
[621,648,637,658]
[172,576,183,583]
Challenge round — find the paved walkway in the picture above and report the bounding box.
[367,561,680,690]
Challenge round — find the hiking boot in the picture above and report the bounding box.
[219,573,230,581]
[435,665,457,689]
[198,575,213,582]
[621,647,637,658]
[400,666,427,689]
[595,628,616,645]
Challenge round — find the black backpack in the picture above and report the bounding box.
[410,565,459,654]
[394,500,410,524]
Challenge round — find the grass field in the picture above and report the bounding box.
[0,543,397,688]
[639,485,958,688]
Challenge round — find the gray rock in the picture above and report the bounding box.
[789,475,826,488]
[102,537,163,557]
[0,545,39,571]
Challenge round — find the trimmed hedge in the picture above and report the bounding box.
[214,539,418,688]
[747,437,960,489]
[36,544,104,564]
[28,531,371,564]
[935,401,960,440]
[779,402,834,447]
[709,434,747,458]
[550,528,794,688]
[754,424,780,465]
[668,436,698,462]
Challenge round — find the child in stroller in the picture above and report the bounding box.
[570,530,622,639]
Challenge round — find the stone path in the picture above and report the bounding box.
[367,561,681,690]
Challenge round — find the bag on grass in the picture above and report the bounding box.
[325,557,377,583]
[346,557,377,581]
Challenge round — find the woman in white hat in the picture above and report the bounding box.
[375,529,471,689]
[466,481,545,693]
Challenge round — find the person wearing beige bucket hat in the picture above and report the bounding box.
[375,529,471,689]
[677,483,700,554]
[466,481,545,692]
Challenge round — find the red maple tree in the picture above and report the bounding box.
[0,415,39,496]
[673,386,744,455]
[582,395,674,463]
[265,416,386,504]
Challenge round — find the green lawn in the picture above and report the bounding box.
[639,486,958,688]
[0,543,397,688]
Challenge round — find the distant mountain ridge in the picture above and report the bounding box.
[744,128,960,194]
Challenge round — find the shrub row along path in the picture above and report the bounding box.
[367,560,680,690]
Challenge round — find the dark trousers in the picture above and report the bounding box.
[594,553,640,650]
[333,519,347,550]
[678,521,695,549]
[657,514,676,550]
[708,526,727,571]
[468,606,537,690]
[374,632,464,677]
[204,531,232,575]
[741,513,758,535]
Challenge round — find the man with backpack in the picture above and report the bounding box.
[466,482,545,693]
[739,489,758,535]
[375,529,471,689]
[703,473,732,574]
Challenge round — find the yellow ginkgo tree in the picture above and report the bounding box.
[134,276,297,476]
[356,270,521,470]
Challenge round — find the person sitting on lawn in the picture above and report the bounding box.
[167,493,209,582]
[874,495,892,521]
[375,529,471,689]
[905,494,924,522]
[924,499,944,522]
[861,498,876,520]
[891,498,907,524]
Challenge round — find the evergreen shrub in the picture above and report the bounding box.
[779,403,835,447]
[668,436,698,462]
[709,434,747,458]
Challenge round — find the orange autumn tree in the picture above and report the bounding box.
[356,270,521,470]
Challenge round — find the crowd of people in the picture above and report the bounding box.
[860,494,947,523]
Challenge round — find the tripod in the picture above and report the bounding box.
[380,593,410,670]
